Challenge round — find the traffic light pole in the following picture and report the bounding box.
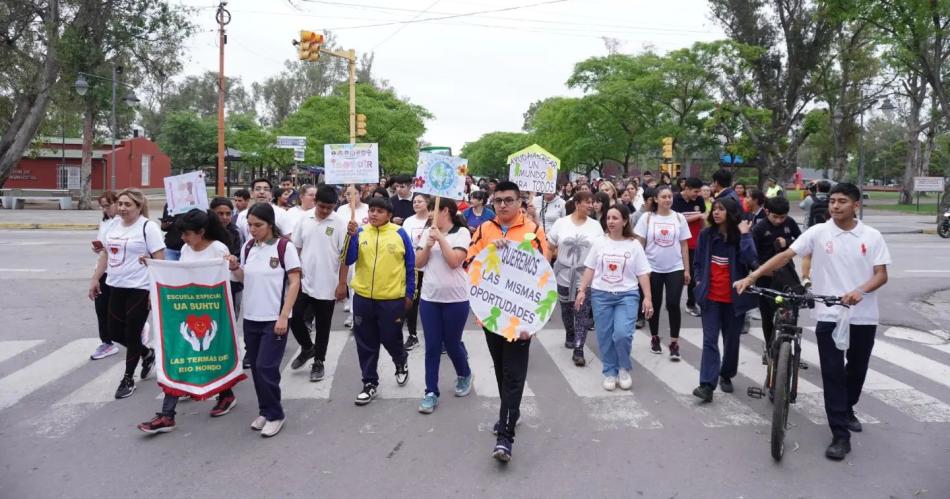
[318,47,358,217]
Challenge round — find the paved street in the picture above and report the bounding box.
[0,227,948,498]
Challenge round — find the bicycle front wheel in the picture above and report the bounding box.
[771,341,792,461]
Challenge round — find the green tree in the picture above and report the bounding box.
[280,83,431,174]
[461,132,534,179]
[157,111,217,173]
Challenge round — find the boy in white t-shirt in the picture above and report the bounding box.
[736,183,891,462]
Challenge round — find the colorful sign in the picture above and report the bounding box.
[147,260,245,399]
[163,171,209,216]
[468,234,558,339]
[412,152,468,200]
[324,143,379,185]
[507,144,560,194]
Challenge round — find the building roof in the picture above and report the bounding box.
[23,148,107,160]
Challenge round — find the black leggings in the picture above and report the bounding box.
[649,270,685,339]
[94,274,112,344]
[406,272,423,337]
[108,287,151,377]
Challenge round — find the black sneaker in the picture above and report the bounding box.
[492,420,501,435]
[650,335,662,354]
[492,436,512,463]
[719,376,734,393]
[692,384,713,403]
[686,304,701,317]
[355,383,377,406]
[669,341,681,361]
[140,348,155,380]
[395,363,409,386]
[825,437,851,461]
[115,375,135,399]
[242,357,251,369]
[572,348,586,367]
[404,335,419,351]
[635,318,645,329]
[291,348,314,370]
[310,360,325,382]
[564,334,575,349]
[846,411,862,433]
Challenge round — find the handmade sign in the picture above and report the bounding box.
[147,260,245,399]
[507,144,560,194]
[324,143,379,185]
[412,153,468,200]
[468,233,558,339]
[163,171,209,216]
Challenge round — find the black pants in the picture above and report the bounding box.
[484,329,530,441]
[108,287,150,377]
[756,276,779,347]
[94,273,112,344]
[815,321,877,440]
[649,270,685,339]
[685,249,697,307]
[406,272,423,337]
[289,292,336,361]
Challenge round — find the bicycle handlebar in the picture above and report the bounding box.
[745,286,848,309]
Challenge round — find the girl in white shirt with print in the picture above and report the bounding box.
[576,204,653,392]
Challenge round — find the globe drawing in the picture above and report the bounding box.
[427,161,455,191]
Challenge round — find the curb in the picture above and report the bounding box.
[0,223,98,230]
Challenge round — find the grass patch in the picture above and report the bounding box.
[866,203,938,216]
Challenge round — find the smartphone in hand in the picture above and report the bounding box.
[91,240,104,251]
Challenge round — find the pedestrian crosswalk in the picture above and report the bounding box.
[2,326,950,438]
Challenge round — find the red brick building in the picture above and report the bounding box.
[5,136,171,191]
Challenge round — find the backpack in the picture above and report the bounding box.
[807,195,829,227]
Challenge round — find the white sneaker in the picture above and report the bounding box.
[261,418,285,437]
[90,343,119,360]
[140,322,151,346]
[344,315,354,329]
[250,416,266,431]
[602,376,617,391]
[617,369,633,390]
[344,302,351,312]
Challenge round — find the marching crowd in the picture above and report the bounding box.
[87,168,890,463]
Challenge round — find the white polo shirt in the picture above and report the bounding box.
[239,239,302,321]
[790,220,891,325]
[292,209,347,300]
[237,205,293,240]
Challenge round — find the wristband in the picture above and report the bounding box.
[857,288,869,296]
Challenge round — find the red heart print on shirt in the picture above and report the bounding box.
[608,263,618,271]
[186,314,213,340]
[661,229,669,236]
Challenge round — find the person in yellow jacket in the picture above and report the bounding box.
[342,197,416,406]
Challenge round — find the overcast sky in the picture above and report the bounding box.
[177,0,726,153]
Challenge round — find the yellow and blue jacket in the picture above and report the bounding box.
[343,222,415,301]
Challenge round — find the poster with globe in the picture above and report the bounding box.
[412,153,469,200]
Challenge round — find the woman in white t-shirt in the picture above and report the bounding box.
[138,209,244,434]
[547,191,603,367]
[413,198,473,414]
[576,204,653,391]
[90,191,120,361]
[400,192,430,350]
[634,185,691,360]
[226,203,301,438]
[336,185,369,328]
[88,189,165,400]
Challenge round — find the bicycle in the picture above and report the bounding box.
[744,285,847,461]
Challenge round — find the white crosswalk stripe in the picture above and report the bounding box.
[0,340,44,364]
[282,331,350,400]
[535,330,662,429]
[463,330,535,398]
[0,338,100,412]
[748,328,950,423]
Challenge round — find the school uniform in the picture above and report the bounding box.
[789,220,891,441]
[751,218,802,346]
[239,238,301,422]
[290,209,347,363]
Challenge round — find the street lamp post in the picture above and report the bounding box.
[75,66,139,191]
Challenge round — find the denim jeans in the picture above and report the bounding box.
[164,248,181,261]
[420,300,471,396]
[591,289,640,377]
[698,301,744,387]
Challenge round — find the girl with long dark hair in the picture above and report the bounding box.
[691,197,757,402]
[90,191,120,360]
[591,191,611,232]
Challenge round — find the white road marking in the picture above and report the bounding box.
[368,334,427,400]
[871,338,950,390]
[630,331,767,427]
[0,340,43,364]
[0,338,100,411]
[32,362,126,438]
[904,270,950,273]
[282,331,350,400]
[535,329,661,429]
[0,268,47,272]
[748,328,950,423]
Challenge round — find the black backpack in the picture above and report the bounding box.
[807,195,829,226]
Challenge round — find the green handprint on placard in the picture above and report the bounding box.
[534,290,558,322]
[483,306,501,332]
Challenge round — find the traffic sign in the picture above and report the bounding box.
[276,136,307,149]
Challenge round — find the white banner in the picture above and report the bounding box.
[163,171,209,216]
[324,143,379,185]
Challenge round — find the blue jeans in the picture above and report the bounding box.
[591,289,640,377]
[164,248,181,261]
[699,301,744,387]
[419,300,471,396]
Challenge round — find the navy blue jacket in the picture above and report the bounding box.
[692,227,758,315]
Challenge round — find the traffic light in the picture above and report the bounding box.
[297,30,324,62]
[356,113,367,137]
[662,137,675,160]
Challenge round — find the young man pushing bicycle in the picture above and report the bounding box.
[735,183,891,461]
